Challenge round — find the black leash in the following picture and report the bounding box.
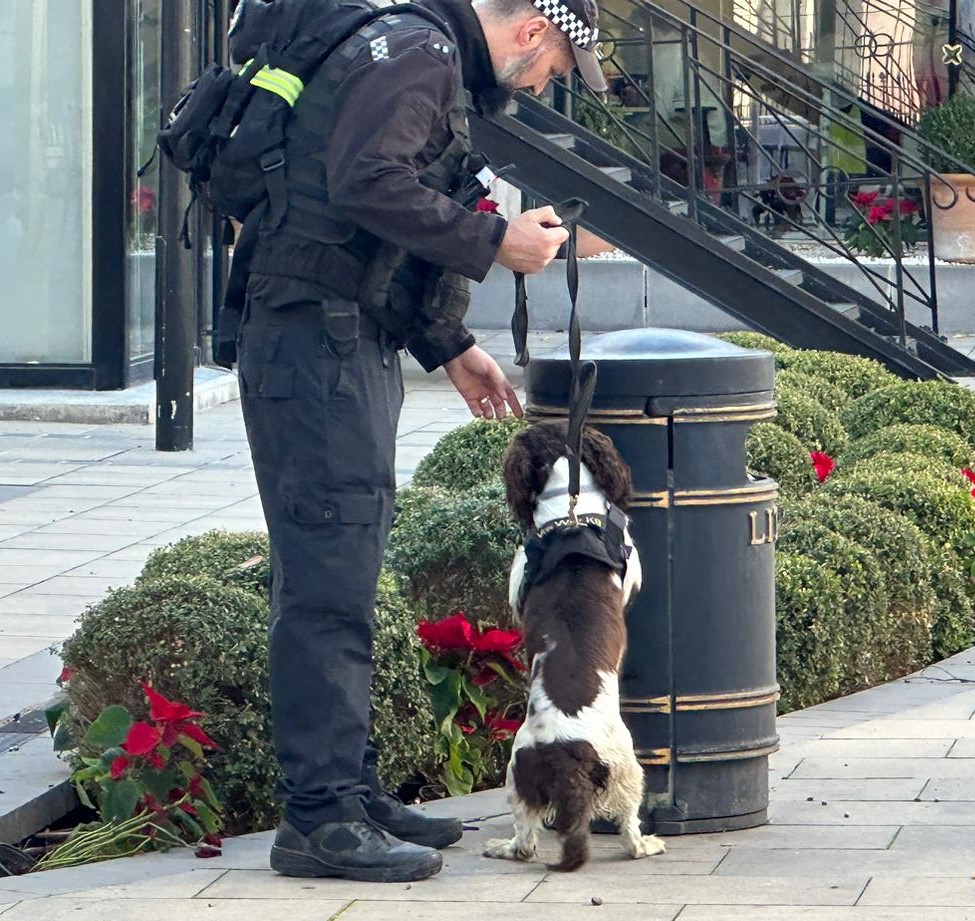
[511,197,597,521]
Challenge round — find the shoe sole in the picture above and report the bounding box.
[270,844,443,882]
[405,825,464,850]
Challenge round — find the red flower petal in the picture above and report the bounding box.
[472,667,498,687]
[471,628,523,655]
[961,467,975,486]
[161,723,180,748]
[810,451,835,483]
[58,666,76,684]
[180,802,199,816]
[417,612,478,651]
[141,683,203,723]
[178,721,219,750]
[475,197,500,213]
[485,713,523,740]
[122,721,163,756]
[851,191,879,207]
[109,755,130,780]
[866,205,887,225]
[195,846,223,858]
[145,751,166,770]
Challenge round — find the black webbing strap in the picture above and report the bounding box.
[560,200,597,514]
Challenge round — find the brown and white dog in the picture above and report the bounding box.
[484,421,666,871]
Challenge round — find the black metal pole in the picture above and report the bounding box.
[949,0,959,97]
[155,1,199,451]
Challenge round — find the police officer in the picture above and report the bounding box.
[236,0,608,883]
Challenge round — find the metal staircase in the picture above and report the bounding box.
[468,0,975,379]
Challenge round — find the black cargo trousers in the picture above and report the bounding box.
[237,272,404,829]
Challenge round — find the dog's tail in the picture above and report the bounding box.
[547,742,610,872]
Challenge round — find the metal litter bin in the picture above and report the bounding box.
[526,328,778,834]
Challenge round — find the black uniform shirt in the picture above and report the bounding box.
[324,0,507,285]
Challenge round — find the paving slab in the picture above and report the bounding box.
[0,897,353,921]
[858,876,975,907]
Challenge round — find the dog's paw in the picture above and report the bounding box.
[484,837,534,861]
[630,834,666,858]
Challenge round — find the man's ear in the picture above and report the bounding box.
[519,14,552,49]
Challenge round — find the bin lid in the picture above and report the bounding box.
[526,329,774,400]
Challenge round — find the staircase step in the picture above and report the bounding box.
[830,302,861,319]
[599,165,632,183]
[773,268,803,285]
[668,199,689,216]
[718,234,746,252]
[543,132,576,150]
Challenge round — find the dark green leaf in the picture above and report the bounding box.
[74,781,95,810]
[83,705,133,751]
[195,801,221,834]
[99,777,140,823]
[45,700,67,737]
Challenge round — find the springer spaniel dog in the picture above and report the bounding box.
[484,420,666,871]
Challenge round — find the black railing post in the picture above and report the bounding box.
[923,173,940,335]
[645,12,663,201]
[681,28,700,218]
[891,154,907,348]
[155,1,200,451]
[690,10,707,205]
[723,24,739,212]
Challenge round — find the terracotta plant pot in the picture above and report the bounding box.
[929,173,975,263]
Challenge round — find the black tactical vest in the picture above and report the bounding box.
[247,11,476,344]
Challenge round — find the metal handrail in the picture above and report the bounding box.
[561,0,975,335]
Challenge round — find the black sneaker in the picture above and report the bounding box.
[270,819,443,882]
[362,760,463,849]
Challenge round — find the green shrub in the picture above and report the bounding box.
[790,493,935,676]
[773,387,847,455]
[411,417,528,492]
[138,530,270,597]
[918,90,975,173]
[775,369,850,415]
[61,577,278,834]
[371,571,438,792]
[775,552,846,712]
[823,451,975,550]
[716,331,795,363]
[776,512,891,691]
[840,423,975,469]
[386,481,521,627]
[778,350,897,399]
[746,422,817,497]
[840,380,975,445]
[927,546,975,658]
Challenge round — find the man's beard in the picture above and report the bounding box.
[479,45,547,115]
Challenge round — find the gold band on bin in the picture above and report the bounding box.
[527,404,667,425]
[670,401,776,424]
[622,685,780,715]
[673,481,778,506]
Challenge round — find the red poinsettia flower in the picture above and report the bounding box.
[145,750,166,770]
[179,721,219,750]
[865,205,887,225]
[899,199,920,216]
[132,185,156,215]
[122,721,163,756]
[58,666,76,685]
[142,683,203,723]
[417,612,479,651]
[962,467,975,496]
[109,755,130,780]
[851,190,879,207]
[810,451,835,483]
[195,845,223,858]
[475,197,500,213]
[471,628,523,656]
[485,712,523,740]
[472,666,499,687]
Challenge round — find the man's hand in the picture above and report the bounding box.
[495,206,570,274]
[444,346,524,419]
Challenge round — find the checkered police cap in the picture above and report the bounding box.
[531,0,607,91]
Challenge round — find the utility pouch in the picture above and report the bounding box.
[322,299,360,358]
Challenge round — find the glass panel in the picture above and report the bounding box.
[0,3,93,364]
[127,0,162,369]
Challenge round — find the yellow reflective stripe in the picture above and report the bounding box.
[249,66,304,106]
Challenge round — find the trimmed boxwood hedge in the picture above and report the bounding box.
[386,480,522,628]
[775,368,850,415]
[839,423,975,470]
[775,551,847,711]
[63,532,436,832]
[841,380,975,444]
[776,512,892,692]
[746,422,817,496]
[778,349,897,399]
[716,331,796,363]
[411,417,527,491]
[772,387,847,456]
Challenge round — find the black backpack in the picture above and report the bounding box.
[157,0,448,240]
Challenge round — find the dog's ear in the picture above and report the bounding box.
[503,432,550,529]
[581,427,633,511]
